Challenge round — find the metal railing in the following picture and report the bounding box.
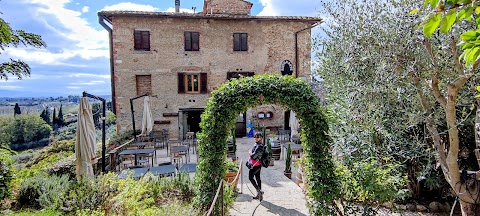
[206,160,242,216]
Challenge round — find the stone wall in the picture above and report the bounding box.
[111,16,313,138]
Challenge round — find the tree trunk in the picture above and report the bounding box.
[476,103,480,149]
[459,199,479,216]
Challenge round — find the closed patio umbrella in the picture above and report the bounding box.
[289,110,300,138]
[75,97,96,180]
[140,96,153,136]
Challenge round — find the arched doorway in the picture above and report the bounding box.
[193,74,339,215]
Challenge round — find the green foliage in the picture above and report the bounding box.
[13,171,197,215]
[17,173,71,210]
[317,0,450,203]
[335,158,407,203]
[105,111,116,126]
[0,114,52,145]
[194,74,338,215]
[225,160,239,172]
[0,149,14,201]
[285,144,292,173]
[420,0,480,66]
[0,17,46,80]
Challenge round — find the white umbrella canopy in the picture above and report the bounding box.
[75,97,96,180]
[289,110,300,138]
[141,96,153,136]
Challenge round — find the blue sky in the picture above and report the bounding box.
[0,0,323,98]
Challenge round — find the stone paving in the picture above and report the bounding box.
[229,137,309,216]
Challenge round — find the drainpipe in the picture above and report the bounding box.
[98,15,116,114]
[295,22,320,78]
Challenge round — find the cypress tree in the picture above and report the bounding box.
[13,103,21,116]
[52,108,56,126]
[57,104,64,126]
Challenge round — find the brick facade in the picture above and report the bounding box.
[203,0,253,15]
[99,1,320,139]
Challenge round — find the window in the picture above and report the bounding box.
[134,30,150,51]
[185,32,199,51]
[233,33,248,51]
[226,72,254,80]
[136,75,151,95]
[178,73,208,94]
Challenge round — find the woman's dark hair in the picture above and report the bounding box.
[254,132,263,138]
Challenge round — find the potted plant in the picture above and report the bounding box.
[284,143,292,178]
[224,160,240,187]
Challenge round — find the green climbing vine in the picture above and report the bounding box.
[193,74,339,215]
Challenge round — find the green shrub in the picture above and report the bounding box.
[152,172,195,203]
[106,111,116,126]
[63,177,103,213]
[0,149,15,201]
[335,157,406,203]
[0,114,52,145]
[103,173,155,215]
[17,173,71,210]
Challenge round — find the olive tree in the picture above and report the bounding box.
[317,0,479,214]
[415,1,480,214]
[0,16,46,80]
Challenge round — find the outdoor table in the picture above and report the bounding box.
[282,143,303,160]
[171,145,190,163]
[179,163,197,173]
[167,139,182,156]
[119,148,156,167]
[149,165,176,177]
[118,167,149,179]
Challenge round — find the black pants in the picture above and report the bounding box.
[249,165,262,192]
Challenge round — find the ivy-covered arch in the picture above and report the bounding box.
[193,74,339,215]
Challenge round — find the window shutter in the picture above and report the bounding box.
[141,31,150,51]
[178,73,185,94]
[192,32,199,51]
[134,31,142,50]
[233,33,240,51]
[185,32,191,51]
[200,73,208,94]
[241,33,248,51]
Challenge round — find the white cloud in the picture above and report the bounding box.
[257,0,279,16]
[68,73,110,79]
[66,86,81,89]
[17,0,109,64]
[71,80,106,86]
[101,2,158,11]
[82,6,89,13]
[0,85,23,90]
[257,0,320,17]
[165,7,195,13]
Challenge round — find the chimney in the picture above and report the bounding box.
[175,0,180,13]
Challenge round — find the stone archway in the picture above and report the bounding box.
[193,74,339,215]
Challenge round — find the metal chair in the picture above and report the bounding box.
[119,155,134,171]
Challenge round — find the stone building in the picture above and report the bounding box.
[98,0,321,139]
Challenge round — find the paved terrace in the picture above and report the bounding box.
[230,137,309,216]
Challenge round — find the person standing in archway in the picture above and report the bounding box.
[247,132,265,201]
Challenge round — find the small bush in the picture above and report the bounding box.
[0,149,15,201]
[63,177,103,213]
[152,172,195,203]
[17,173,71,210]
[335,157,406,203]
